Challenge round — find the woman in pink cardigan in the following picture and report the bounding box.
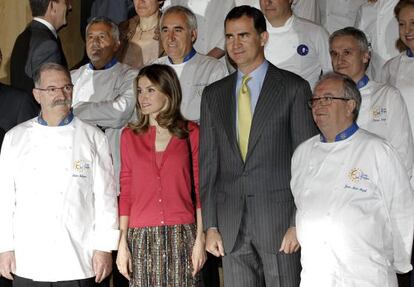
[116,64,206,287]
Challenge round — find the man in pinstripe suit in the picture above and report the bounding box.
[199,5,317,287]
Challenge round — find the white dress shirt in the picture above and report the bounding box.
[291,129,414,287]
[357,79,414,179]
[355,0,399,81]
[0,117,119,282]
[71,61,138,193]
[155,53,228,121]
[265,15,331,89]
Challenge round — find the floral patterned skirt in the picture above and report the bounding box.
[128,224,200,287]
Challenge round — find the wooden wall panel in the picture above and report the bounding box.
[0,0,84,84]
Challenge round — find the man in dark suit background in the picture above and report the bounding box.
[200,6,317,287]
[10,0,70,95]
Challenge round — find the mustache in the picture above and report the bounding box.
[52,99,71,107]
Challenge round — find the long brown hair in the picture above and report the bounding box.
[395,0,414,51]
[128,64,188,138]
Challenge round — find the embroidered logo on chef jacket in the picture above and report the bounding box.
[344,168,370,192]
[372,107,387,121]
[72,160,91,178]
[297,44,309,56]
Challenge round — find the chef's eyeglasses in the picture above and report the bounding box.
[308,97,350,108]
[35,84,74,96]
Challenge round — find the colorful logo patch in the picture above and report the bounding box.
[348,168,369,183]
[372,107,387,121]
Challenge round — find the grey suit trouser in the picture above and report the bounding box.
[222,200,300,287]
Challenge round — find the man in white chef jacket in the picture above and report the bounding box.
[0,63,119,286]
[155,5,228,122]
[329,27,414,182]
[259,0,331,90]
[71,16,138,193]
[291,72,414,287]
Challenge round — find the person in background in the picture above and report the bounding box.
[116,64,206,286]
[0,62,119,287]
[355,0,400,81]
[117,0,165,69]
[292,72,414,287]
[329,27,414,182]
[0,47,38,154]
[163,0,235,60]
[381,1,414,285]
[317,0,366,34]
[259,0,331,90]
[154,5,228,122]
[10,0,70,95]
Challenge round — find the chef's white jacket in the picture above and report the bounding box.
[0,118,119,282]
[382,53,414,138]
[355,0,399,81]
[357,80,414,178]
[71,62,138,193]
[291,129,414,287]
[264,15,331,90]
[155,52,228,121]
[318,0,365,34]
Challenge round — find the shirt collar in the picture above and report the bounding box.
[88,57,118,70]
[407,49,414,58]
[168,48,197,64]
[356,74,369,89]
[237,60,269,81]
[38,111,74,126]
[320,122,359,143]
[33,17,57,38]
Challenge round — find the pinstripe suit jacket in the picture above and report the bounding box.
[200,62,317,254]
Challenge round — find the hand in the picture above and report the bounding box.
[0,251,16,280]
[279,227,300,254]
[116,241,132,281]
[92,250,112,283]
[205,228,225,257]
[191,234,207,277]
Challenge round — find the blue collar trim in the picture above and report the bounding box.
[320,122,359,143]
[168,48,196,64]
[407,49,414,58]
[356,75,369,89]
[88,57,118,70]
[38,111,74,126]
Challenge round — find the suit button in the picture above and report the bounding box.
[243,172,249,177]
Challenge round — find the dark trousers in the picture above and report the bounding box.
[13,275,95,287]
[1,277,12,287]
[222,202,300,287]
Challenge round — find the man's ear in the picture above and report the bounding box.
[347,99,357,117]
[191,29,198,44]
[33,89,41,104]
[260,31,269,47]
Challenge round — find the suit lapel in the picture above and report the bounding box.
[245,64,283,162]
[216,73,241,160]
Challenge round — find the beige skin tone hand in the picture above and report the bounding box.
[279,227,300,254]
[205,228,225,257]
[93,250,112,283]
[0,251,15,280]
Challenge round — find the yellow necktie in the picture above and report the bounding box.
[238,75,252,161]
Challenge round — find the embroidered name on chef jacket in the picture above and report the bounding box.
[372,107,387,121]
[73,160,91,178]
[344,168,370,192]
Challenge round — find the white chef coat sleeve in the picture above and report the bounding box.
[385,87,414,178]
[91,134,120,251]
[0,133,16,253]
[378,144,414,273]
[73,67,138,129]
[381,58,393,83]
[210,61,229,83]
